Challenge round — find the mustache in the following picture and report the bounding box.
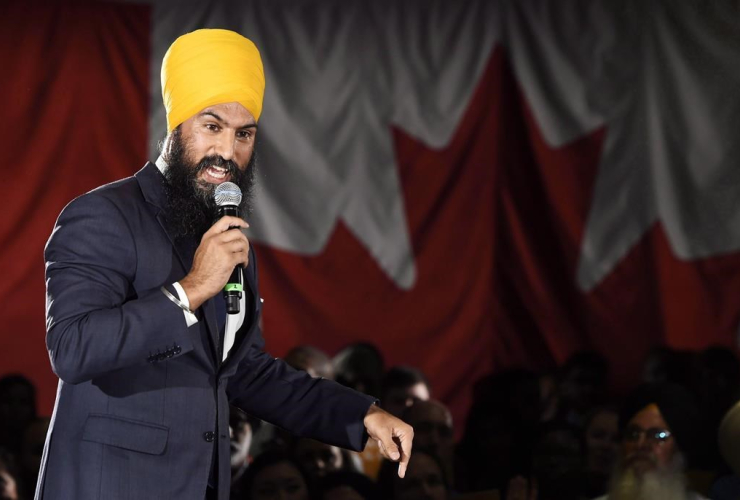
[195,155,241,176]
[624,451,658,467]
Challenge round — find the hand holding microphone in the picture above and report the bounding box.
[179,182,248,312]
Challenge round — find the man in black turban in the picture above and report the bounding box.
[595,383,707,500]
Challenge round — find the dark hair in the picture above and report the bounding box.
[0,374,37,405]
[240,450,313,499]
[376,448,449,500]
[381,366,430,395]
[315,470,380,500]
[332,342,385,398]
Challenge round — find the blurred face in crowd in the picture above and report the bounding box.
[394,452,448,500]
[585,409,619,475]
[284,346,334,380]
[21,417,50,480]
[0,467,17,500]
[293,439,343,479]
[607,404,687,500]
[229,417,253,470]
[383,382,430,418]
[322,486,365,500]
[251,461,310,500]
[560,364,603,413]
[404,401,454,459]
[0,380,36,432]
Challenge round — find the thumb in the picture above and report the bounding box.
[377,437,401,461]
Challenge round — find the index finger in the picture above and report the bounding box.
[211,216,249,233]
[396,428,413,478]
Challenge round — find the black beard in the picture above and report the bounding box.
[161,126,257,239]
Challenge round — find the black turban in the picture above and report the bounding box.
[619,383,698,459]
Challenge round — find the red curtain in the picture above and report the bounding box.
[0,1,150,412]
[2,2,737,429]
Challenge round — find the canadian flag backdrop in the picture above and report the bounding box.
[2,0,740,429]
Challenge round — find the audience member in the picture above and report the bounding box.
[530,422,583,500]
[291,437,353,481]
[18,417,49,497]
[458,401,523,493]
[403,400,455,487]
[0,448,22,500]
[285,345,335,380]
[229,406,260,499]
[0,375,37,457]
[710,398,740,500]
[332,343,384,399]
[238,451,312,500]
[640,347,694,387]
[380,365,430,418]
[315,471,380,500]
[581,407,619,498]
[691,346,740,471]
[378,449,449,500]
[332,342,385,480]
[597,383,706,500]
[557,351,610,428]
[473,369,542,430]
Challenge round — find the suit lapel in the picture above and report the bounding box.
[136,162,221,366]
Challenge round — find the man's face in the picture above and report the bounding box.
[229,420,253,470]
[621,404,676,476]
[292,439,343,479]
[608,405,687,500]
[384,382,431,418]
[394,452,448,500]
[585,409,619,474]
[162,102,258,238]
[405,401,454,461]
[178,102,257,188]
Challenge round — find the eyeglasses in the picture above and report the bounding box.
[622,426,672,445]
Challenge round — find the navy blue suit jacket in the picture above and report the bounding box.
[38,163,375,500]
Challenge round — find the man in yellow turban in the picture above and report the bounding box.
[38,29,412,500]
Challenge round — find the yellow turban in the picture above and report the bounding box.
[161,29,265,132]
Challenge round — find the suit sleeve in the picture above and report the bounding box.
[45,192,195,385]
[226,341,376,451]
[226,249,376,452]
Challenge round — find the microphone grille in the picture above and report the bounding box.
[214,182,242,206]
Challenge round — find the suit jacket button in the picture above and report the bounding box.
[203,431,215,442]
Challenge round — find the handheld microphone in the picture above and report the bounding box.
[214,182,243,315]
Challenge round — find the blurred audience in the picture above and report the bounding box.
[237,451,312,500]
[377,449,449,500]
[581,407,619,498]
[8,340,740,500]
[290,437,357,482]
[333,343,384,399]
[315,470,380,500]
[285,345,335,380]
[402,400,455,488]
[229,406,260,499]
[556,351,610,428]
[380,366,430,418]
[0,375,37,458]
[18,417,48,497]
[0,448,22,500]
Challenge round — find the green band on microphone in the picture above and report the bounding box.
[224,284,243,292]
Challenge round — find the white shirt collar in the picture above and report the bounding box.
[155,155,168,176]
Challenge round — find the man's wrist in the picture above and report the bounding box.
[363,401,382,427]
[178,276,205,310]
